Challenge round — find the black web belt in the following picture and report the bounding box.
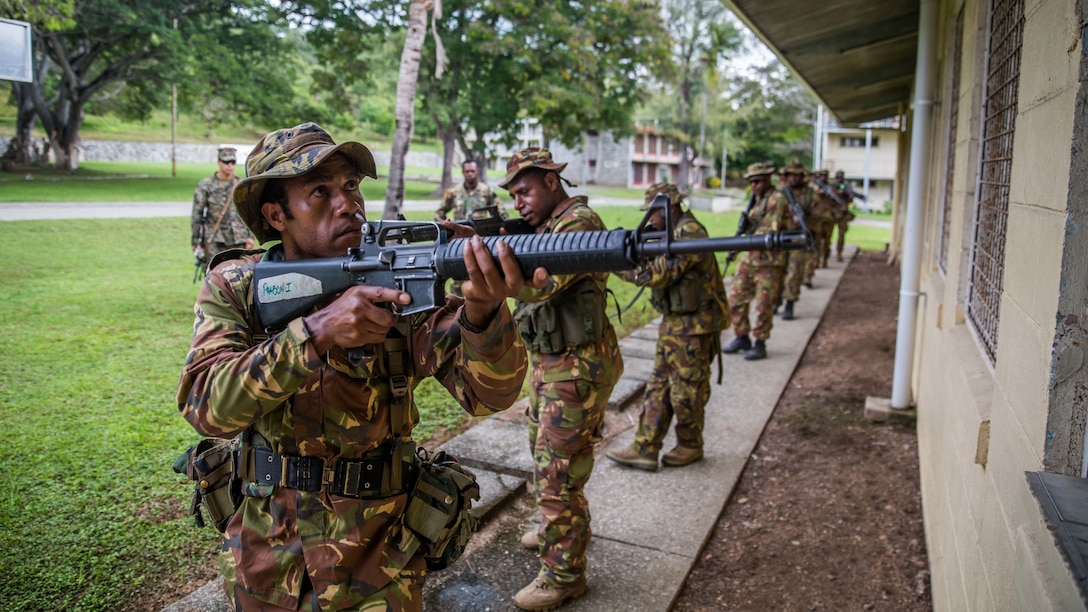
[248,446,416,499]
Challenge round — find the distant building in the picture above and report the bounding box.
[488,119,712,191]
[817,116,901,212]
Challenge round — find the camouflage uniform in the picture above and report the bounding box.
[178,123,529,611]
[729,189,793,340]
[434,181,506,222]
[435,182,506,297]
[781,183,817,302]
[515,196,623,588]
[619,210,728,454]
[831,177,856,258]
[191,174,251,261]
[807,180,838,271]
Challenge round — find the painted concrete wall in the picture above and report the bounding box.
[914,0,1086,609]
[823,127,901,179]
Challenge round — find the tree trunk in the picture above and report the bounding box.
[432,118,455,196]
[383,0,432,220]
[2,83,39,165]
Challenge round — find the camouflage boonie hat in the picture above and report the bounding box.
[497,147,567,189]
[640,182,685,210]
[817,168,830,176]
[217,147,237,163]
[834,170,846,178]
[781,159,806,176]
[233,123,377,244]
[743,162,776,181]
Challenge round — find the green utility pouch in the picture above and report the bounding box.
[515,278,608,354]
[651,270,703,315]
[173,437,242,532]
[402,448,481,571]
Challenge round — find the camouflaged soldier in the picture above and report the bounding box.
[808,169,838,270]
[831,170,857,262]
[176,123,543,612]
[191,147,254,269]
[721,162,793,361]
[605,183,729,471]
[499,147,624,611]
[435,159,508,297]
[778,160,818,321]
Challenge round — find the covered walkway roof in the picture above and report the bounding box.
[725,0,920,125]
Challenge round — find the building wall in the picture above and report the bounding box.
[823,127,901,179]
[914,0,1085,609]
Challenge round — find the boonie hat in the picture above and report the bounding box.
[834,170,846,178]
[232,123,377,244]
[641,182,684,210]
[743,162,776,181]
[498,147,568,189]
[218,147,237,163]
[781,159,806,175]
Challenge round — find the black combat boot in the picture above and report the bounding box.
[744,339,767,361]
[772,299,781,314]
[781,301,795,320]
[722,335,753,354]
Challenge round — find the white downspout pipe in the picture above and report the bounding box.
[891,0,938,409]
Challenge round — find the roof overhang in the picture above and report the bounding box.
[724,0,919,126]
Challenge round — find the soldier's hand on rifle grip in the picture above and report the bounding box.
[303,286,411,355]
[461,236,548,328]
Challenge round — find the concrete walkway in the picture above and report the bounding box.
[161,244,857,612]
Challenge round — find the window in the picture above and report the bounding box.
[967,0,1023,363]
[840,137,879,148]
[938,9,965,274]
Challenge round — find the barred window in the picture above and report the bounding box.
[938,9,964,274]
[967,0,1023,363]
[839,137,878,148]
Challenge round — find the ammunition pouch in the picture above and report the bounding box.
[515,278,608,354]
[402,448,481,571]
[651,269,703,315]
[173,436,242,532]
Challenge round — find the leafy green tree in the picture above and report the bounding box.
[4,0,304,170]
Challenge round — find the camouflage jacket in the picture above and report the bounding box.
[619,211,729,336]
[176,247,527,609]
[514,196,623,385]
[191,174,251,247]
[807,181,839,229]
[434,182,507,221]
[741,190,793,268]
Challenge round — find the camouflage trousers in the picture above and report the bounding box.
[633,333,718,453]
[729,262,785,341]
[526,376,614,586]
[225,568,424,612]
[834,219,849,255]
[782,249,814,302]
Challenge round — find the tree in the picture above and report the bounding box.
[5,0,300,170]
[649,0,742,190]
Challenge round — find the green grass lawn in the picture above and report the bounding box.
[0,173,890,608]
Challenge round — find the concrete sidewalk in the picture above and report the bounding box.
[162,246,856,612]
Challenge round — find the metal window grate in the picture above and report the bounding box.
[968,0,1023,363]
[938,9,964,273]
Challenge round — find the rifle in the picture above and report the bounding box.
[813,178,845,206]
[838,181,869,203]
[780,186,817,254]
[251,194,810,331]
[722,192,758,273]
[456,205,534,236]
[193,206,208,283]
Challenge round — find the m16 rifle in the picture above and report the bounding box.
[193,206,208,283]
[837,181,868,203]
[780,186,818,254]
[812,178,846,206]
[722,192,758,273]
[251,194,810,334]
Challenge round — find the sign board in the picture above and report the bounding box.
[0,19,33,83]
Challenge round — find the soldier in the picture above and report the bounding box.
[177,123,542,611]
[778,160,818,321]
[499,147,624,611]
[190,146,254,272]
[605,183,729,471]
[831,170,856,262]
[435,158,508,296]
[808,169,838,270]
[721,162,792,361]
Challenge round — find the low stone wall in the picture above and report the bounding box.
[0,137,445,168]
